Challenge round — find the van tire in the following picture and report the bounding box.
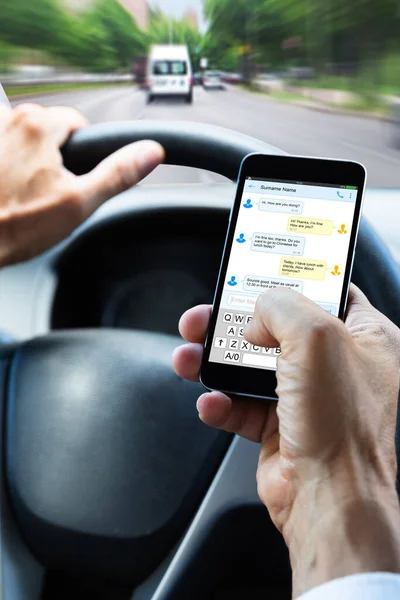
[147,95,153,104]
[185,90,193,104]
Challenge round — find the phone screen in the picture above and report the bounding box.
[209,176,359,372]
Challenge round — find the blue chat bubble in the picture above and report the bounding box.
[259,198,304,214]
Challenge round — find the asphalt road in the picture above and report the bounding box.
[12,85,400,187]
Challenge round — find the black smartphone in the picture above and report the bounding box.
[200,153,366,400]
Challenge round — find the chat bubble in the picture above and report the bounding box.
[287,217,333,236]
[280,257,327,280]
[259,198,304,214]
[251,232,305,256]
[243,275,304,293]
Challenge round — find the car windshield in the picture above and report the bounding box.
[153,60,187,75]
[1,0,399,187]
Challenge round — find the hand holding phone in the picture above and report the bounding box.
[200,153,366,399]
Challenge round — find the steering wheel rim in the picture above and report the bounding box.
[62,119,284,180]
[2,121,400,590]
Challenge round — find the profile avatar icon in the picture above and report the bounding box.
[236,233,246,244]
[243,199,253,209]
[331,265,341,276]
[337,224,348,234]
[227,276,238,287]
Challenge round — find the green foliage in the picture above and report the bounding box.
[0,0,68,52]
[0,42,18,72]
[5,82,130,97]
[0,0,147,72]
[200,32,238,71]
[379,51,400,94]
[204,0,289,77]
[204,0,400,84]
[2,0,399,88]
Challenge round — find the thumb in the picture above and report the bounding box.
[77,140,165,216]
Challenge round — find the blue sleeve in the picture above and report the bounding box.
[298,573,400,600]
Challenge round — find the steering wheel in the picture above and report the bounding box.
[1,121,400,596]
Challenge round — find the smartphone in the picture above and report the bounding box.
[200,153,366,400]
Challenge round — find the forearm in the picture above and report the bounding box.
[284,476,400,598]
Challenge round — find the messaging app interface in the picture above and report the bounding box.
[210,177,358,371]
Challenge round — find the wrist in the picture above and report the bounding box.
[284,477,400,598]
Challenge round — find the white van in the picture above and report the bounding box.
[147,45,193,104]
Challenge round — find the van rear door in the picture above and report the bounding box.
[152,60,190,95]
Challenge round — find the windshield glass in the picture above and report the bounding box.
[153,60,187,75]
[1,0,399,187]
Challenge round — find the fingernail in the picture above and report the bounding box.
[137,141,165,176]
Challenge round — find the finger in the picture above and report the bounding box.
[45,106,88,145]
[197,392,278,443]
[244,288,335,348]
[347,283,372,310]
[13,104,88,147]
[346,283,390,325]
[179,304,211,343]
[77,140,165,215]
[172,343,203,382]
[346,284,400,356]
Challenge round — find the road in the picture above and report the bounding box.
[12,85,400,187]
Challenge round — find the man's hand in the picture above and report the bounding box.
[173,286,400,596]
[0,103,164,266]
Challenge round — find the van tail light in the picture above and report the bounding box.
[146,78,152,87]
[189,76,194,86]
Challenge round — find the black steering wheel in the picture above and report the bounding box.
[1,121,400,593]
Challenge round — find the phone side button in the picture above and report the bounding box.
[242,354,277,369]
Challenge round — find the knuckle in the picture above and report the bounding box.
[303,314,345,346]
[114,158,134,193]
[59,187,85,226]
[50,105,88,127]
[14,105,44,138]
[69,107,88,124]
[352,318,398,348]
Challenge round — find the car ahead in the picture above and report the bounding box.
[202,70,225,90]
[193,72,203,86]
[147,44,193,104]
[0,120,400,600]
[221,72,243,84]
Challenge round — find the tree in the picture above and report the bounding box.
[0,0,147,72]
[65,0,147,71]
[204,0,400,80]
[204,0,288,78]
[0,0,68,52]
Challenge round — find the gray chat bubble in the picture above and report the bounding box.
[251,232,305,256]
[244,275,303,293]
[259,198,304,214]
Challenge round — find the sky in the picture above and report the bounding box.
[150,0,207,31]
